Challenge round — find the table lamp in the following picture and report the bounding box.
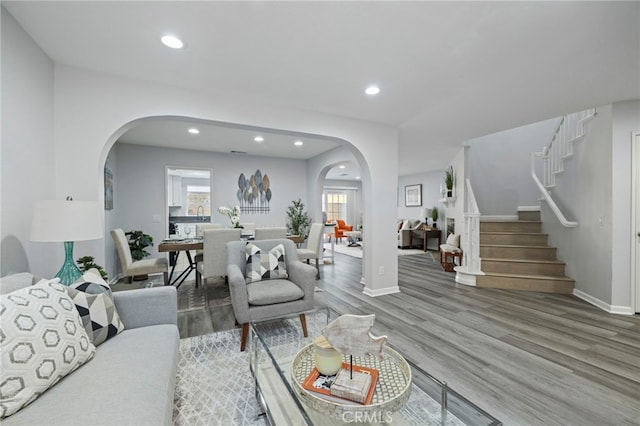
[31,198,103,285]
[421,208,431,224]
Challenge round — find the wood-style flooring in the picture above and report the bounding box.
[177,252,640,426]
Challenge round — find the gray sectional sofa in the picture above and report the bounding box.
[2,283,179,426]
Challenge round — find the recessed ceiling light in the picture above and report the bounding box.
[161,35,183,49]
[294,140,303,146]
[254,136,264,142]
[365,85,380,95]
[339,165,346,169]
[188,128,199,134]
[356,176,361,180]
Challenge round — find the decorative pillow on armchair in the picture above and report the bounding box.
[0,279,95,418]
[245,242,288,283]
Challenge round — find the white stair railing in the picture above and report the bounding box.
[454,179,483,286]
[531,108,595,228]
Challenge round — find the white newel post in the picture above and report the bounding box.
[454,179,484,286]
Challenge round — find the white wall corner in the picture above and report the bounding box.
[573,289,634,316]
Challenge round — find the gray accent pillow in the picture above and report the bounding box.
[66,284,124,347]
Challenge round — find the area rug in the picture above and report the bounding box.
[173,328,264,426]
[173,312,462,426]
[324,243,427,258]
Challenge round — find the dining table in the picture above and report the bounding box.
[158,238,203,288]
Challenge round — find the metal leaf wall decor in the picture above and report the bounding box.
[236,169,271,214]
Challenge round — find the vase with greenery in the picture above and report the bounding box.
[286,198,311,238]
[431,206,439,228]
[444,165,454,197]
[126,230,154,261]
[76,255,108,280]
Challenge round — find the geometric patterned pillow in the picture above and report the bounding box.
[65,287,124,347]
[0,279,96,418]
[244,242,288,284]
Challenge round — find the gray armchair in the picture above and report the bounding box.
[226,238,316,351]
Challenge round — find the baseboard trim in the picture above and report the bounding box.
[517,206,540,212]
[363,286,400,297]
[480,215,519,221]
[573,289,634,316]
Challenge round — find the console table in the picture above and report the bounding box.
[409,229,441,251]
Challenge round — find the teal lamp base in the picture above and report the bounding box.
[55,241,82,285]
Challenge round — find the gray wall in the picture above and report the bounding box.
[108,142,308,279]
[466,118,560,215]
[1,9,57,277]
[541,105,613,303]
[397,170,443,225]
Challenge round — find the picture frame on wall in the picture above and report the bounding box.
[405,184,422,207]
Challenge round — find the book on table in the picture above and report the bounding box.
[301,363,378,405]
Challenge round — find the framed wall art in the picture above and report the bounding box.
[404,184,422,207]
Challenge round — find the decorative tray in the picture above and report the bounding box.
[291,343,412,420]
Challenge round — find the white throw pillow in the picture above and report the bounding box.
[446,233,460,247]
[0,279,96,418]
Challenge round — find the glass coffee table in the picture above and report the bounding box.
[250,307,501,425]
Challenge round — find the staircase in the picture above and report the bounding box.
[476,210,574,293]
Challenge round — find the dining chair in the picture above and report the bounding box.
[196,228,242,286]
[194,223,223,286]
[111,228,169,285]
[296,223,324,279]
[254,227,287,240]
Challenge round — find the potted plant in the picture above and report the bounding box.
[76,255,108,280]
[286,198,311,238]
[126,230,154,280]
[431,206,439,228]
[444,165,454,197]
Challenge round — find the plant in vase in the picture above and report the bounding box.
[431,206,439,228]
[286,198,311,238]
[444,165,455,197]
[218,205,242,228]
[76,255,108,280]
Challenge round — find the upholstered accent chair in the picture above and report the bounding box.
[296,223,324,279]
[333,219,353,242]
[196,228,241,286]
[398,219,423,249]
[227,238,316,351]
[254,227,287,240]
[111,228,169,284]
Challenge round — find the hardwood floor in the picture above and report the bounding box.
[178,252,640,425]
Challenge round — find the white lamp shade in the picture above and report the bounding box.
[421,208,430,219]
[31,200,103,242]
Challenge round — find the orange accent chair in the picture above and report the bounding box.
[334,220,353,242]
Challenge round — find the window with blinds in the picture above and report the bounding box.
[324,192,347,222]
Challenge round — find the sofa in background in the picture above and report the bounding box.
[0,273,179,426]
[398,218,424,248]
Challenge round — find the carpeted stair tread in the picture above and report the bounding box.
[481,271,574,281]
[481,243,554,248]
[481,257,565,265]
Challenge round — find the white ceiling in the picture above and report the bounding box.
[5,1,639,179]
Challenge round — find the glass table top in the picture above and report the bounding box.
[250,307,501,425]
